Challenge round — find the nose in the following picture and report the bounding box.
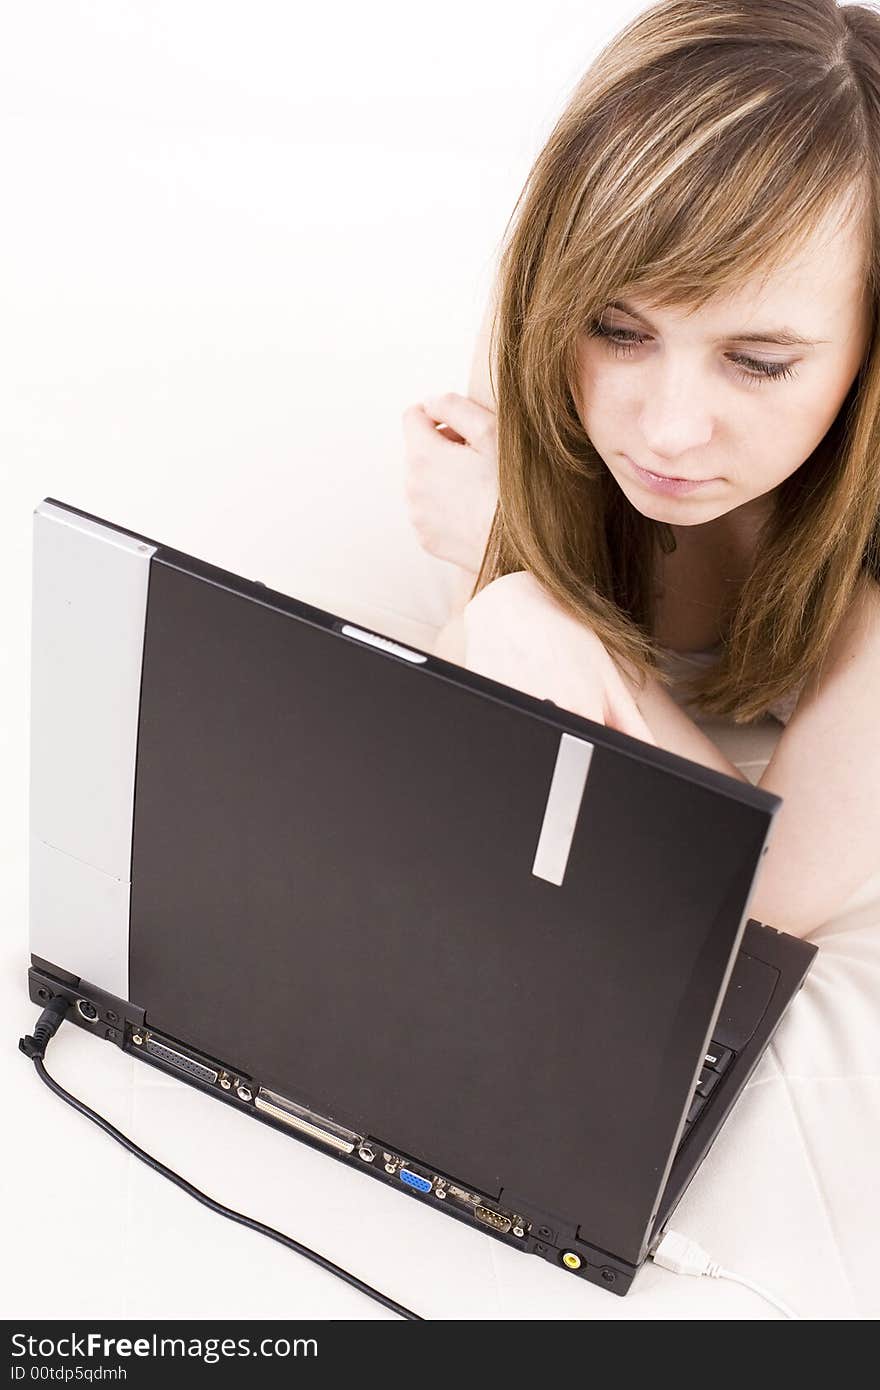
[636,358,714,463]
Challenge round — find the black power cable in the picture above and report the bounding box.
[19,997,423,1321]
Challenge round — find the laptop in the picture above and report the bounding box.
[26,496,817,1299]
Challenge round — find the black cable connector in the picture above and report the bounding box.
[19,997,423,1321]
[19,994,71,1058]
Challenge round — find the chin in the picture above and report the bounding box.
[614,474,722,526]
[613,476,681,518]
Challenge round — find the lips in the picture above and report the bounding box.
[622,455,719,496]
[635,463,707,483]
[625,458,711,486]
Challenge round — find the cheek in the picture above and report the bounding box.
[774,373,850,460]
[806,367,860,438]
[737,389,831,489]
[575,348,630,425]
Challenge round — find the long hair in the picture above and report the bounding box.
[473,0,880,724]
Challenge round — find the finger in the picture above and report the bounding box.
[401,403,469,452]
[422,392,497,451]
[434,421,468,444]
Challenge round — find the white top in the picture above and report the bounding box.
[654,643,804,727]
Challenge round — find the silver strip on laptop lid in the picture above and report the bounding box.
[531,732,595,886]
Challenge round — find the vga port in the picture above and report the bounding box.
[399,1168,433,1195]
[474,1205,512,1234]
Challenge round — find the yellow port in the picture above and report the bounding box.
[562,1252,582,1271]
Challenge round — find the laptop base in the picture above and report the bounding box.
[26,955,639,1296]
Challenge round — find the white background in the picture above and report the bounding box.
[1,0,819,1323]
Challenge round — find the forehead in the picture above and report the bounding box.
[640,199,871,335]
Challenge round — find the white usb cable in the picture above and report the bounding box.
[651,1230,800,1319]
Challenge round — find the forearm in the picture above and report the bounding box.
[616,661,750,783]
[446,567,748,781]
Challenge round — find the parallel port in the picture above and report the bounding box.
[143,1034,219,1085]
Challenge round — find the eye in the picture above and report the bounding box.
[587,320,800,386]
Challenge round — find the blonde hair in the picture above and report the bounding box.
[474,0,880,724]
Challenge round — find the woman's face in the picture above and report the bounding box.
[575,200,874,543]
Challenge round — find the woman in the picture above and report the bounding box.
[401,0,880,939]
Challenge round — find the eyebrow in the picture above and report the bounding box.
[607,300,827,348]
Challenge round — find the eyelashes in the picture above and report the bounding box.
[587,322,799,387]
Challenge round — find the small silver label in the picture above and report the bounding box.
[340,623,428,663]
[531,732,594,885]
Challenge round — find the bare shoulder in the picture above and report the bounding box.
[794,571,880,711]
[753,571,880,934]
[833,572,880,655]
[855,571,880,623]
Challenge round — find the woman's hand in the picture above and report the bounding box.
[401,392,499,573]
[462,572,658,744]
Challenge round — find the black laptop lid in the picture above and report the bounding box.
[126,547,778,1268]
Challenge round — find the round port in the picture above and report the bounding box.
[76,999,99,1022]
[561,1251,582,1271]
